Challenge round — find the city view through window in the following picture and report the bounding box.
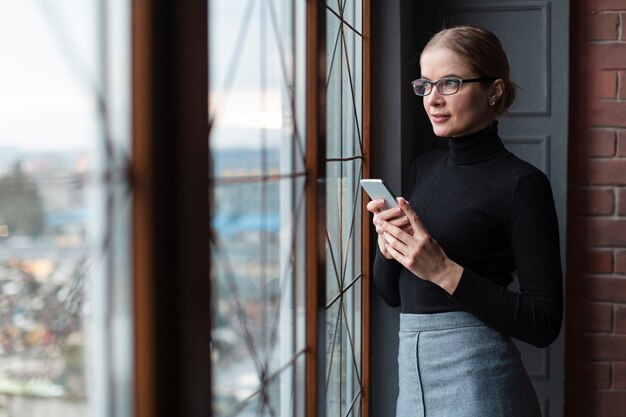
[2,0,366,416]
[0,1,131,416]
[210,0,365,416]
[209,0,307,414]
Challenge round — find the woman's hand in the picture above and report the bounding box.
[378,197,464,295]
[366,198,413,260]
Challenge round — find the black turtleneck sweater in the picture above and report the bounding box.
[373,123,563,347]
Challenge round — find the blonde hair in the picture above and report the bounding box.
[423,25,517,115]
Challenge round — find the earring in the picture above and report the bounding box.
[490,101,496,106]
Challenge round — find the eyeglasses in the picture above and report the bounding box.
[411,77,497,96]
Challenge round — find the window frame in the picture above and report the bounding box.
[307,1,372,415]
[132,2,211,417]
[305,1,326,416]
[132,0,371,416]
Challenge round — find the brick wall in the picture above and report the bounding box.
[567,0,626,415]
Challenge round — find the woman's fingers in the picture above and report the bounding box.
[377,198,458,287]
[366,200,379,213]
[388,215,413,235]
[366,198,387,213]
[381,211,422,246]
[370,198,414,238]
[379,206,403,221]
[384,241,403,262]
[397,197,428,236]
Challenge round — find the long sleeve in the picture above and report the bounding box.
[373,246,402,307]
[450,172,563,347]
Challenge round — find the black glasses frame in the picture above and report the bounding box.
[411,77,497,96]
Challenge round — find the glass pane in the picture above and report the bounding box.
[212,177,307,415]
[343,0,363,35]
[325,299,342,416]
[325,278,362,416]
[0,1,131,417]
[326,0,362,35]
[325,158,362,304]
[209,0,306,416]
[325,1,364,415]
[326,14,362,160]
[326,167,342,302]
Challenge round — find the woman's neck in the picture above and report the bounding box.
[448,122,503,165]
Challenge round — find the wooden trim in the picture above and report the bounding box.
[132,2,210,417]
[131,2,155,417]
[305,1,326,416]
[361,1,372,416]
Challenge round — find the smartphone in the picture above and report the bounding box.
[360,179,398,209]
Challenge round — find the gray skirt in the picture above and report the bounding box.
[397,312,540,417]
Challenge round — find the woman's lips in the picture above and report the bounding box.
[430,114,450,123]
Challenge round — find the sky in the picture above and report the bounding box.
[0,0,298,153]
[209,0,302,149]
[0,0,106,152]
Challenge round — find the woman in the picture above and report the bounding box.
[368,26,562,416]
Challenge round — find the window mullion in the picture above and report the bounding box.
[305,1,327,417]
[361,1,372,416]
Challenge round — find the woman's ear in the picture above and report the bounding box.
[490,79,505,103]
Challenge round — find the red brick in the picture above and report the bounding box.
[617,306,626,333]
[617,250,626,273]
[589,43,626,70]
[615,362,626,389]
[585,159,626,185]
[590,12,620,40]
[585,363,612,388]
[620,72,626,100]
[584,334,626,360]
[570,187,615,215]
[593,71,618,99]
[586,276,626,303]
[590,99,626,128]
[585,302,614,332]
[619,189,626,215]
[588,250,615,273]
[589,129,617,156]
[619,131,626,156]
[587,0,626,11]
[577,218,626,246]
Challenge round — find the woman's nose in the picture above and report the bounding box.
[426,89,444,106]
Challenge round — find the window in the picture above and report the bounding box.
[209,0,307,415]
[324,1,365,415]
[0,1,131,417]
[209,0,370,416]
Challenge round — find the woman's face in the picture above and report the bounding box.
[419,47,495,138]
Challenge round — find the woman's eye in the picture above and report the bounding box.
[415,82,428,93]
[444,79,459,88]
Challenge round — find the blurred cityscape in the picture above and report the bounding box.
[211,147,292,416]
[0,144,295,416]
[0,147,90,416]
[211,146,362,416]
